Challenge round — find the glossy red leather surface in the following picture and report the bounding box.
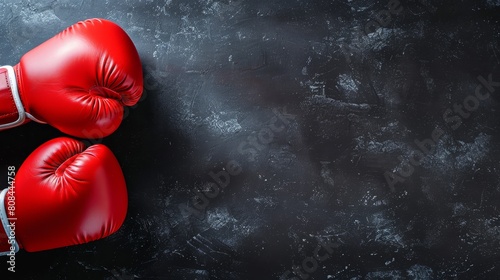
[12,18,143,137]
[0,137,127,252]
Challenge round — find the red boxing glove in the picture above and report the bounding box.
[0,137,128,253]
[0,18,143,138]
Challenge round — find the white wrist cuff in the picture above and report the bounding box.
[0,188,19,256]
[0,65,26,129]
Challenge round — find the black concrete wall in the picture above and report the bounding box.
[0,0,500,279]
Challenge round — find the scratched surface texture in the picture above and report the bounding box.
[0,0,500,279]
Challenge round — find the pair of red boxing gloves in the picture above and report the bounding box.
[0,18,143,255]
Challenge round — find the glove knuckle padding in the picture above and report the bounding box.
[16,18,143,138]
[13,137,127,252]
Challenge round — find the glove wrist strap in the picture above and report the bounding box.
[0,188,19,256]
[0,65,26,129]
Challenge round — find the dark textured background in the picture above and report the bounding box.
[0,0,500,279]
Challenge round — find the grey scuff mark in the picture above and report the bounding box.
[354,136,408,154]
[187,234,231,260]
[204,112,242,136]
[422,133,491,172]
[206,207,237,230]
[337,73,360,95]
[320,161,335,187]
[304,95,371,113]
